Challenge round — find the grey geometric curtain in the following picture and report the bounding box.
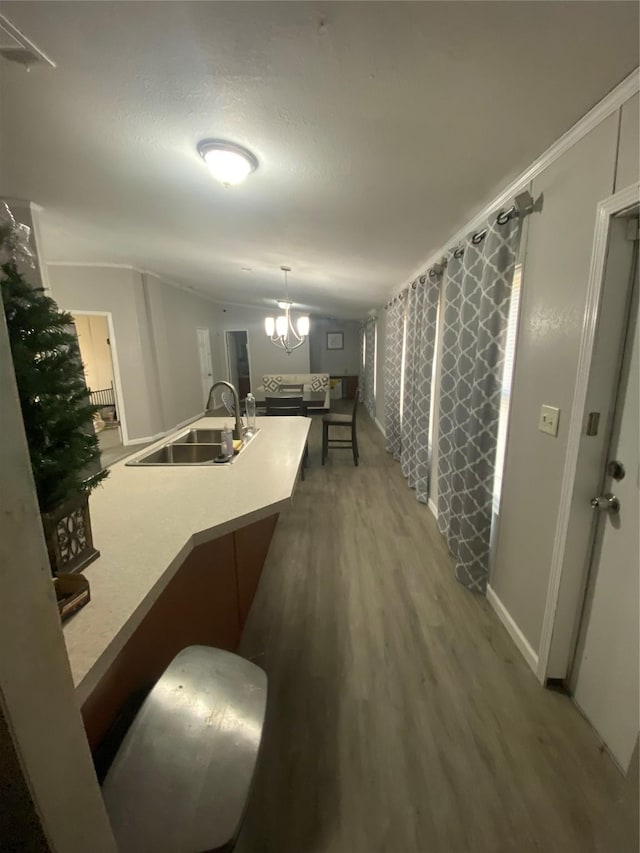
[437,216,520,593]
[363,319,376,418]
[400,269,441,503]
[384,296,405,459]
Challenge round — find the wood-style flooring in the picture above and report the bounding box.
[237,403,639,853]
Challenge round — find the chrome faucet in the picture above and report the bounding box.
[205,381,243,440]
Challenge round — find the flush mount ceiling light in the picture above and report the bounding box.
[197,139,258,187]
[265,266,310,354]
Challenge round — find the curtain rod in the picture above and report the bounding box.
[411,260,447,290]
[383,190,534,309]
[453,190,534,258]
[385,258,446,307]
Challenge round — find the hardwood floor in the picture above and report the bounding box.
[236,404,638,853]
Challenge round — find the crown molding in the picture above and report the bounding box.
[47,264,360,318]
[47,261,133,269]
[138,268,220,305]
[46,261,220,305]
[394,67,640,299]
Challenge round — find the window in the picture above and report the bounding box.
[492,262,523,516]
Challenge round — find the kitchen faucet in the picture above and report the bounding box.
[205,381,243,440]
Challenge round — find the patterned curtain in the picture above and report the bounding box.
[400,269,442,503]
[437,217,520,593]
[363,319,376,418]
[384,296,405,459]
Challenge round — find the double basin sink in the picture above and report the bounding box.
[126,427,260,467]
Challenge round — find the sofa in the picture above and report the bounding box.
[255,373,330,413]
[260,373,330,393]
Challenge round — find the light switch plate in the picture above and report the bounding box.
[539,404,560,437]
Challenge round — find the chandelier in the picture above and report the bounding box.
[264,266,310,354]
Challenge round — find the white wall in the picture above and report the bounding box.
[143,273,222,431]
[218,304,310,392]
[133,276,165,436]
[48,266,158,442]
[1,199,48,291]
[0,302,116,851]
[615,92,639,191]
[309,318,361,375]
[490,114,619,651]
[49,266,225,442]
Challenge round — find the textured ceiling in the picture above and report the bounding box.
[0,1,638,318]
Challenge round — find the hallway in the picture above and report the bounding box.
[237,404,638,853]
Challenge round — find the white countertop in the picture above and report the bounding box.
[63,415,310,703]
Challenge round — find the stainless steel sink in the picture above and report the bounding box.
[173,428,224,444]
[126,427,260,466]
[130,444,221,465]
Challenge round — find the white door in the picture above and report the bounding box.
[225,331,239,390]
[571,233,639,773]
[196,328,213,407]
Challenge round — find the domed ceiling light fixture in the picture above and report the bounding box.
[197,140,258,187]
[265,266,310,354]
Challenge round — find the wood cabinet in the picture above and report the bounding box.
[81,514,278,750]
[343,375,359,399]
[330,375,359,399]
[235,515,279,627]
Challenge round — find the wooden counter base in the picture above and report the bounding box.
[81,514,278,751]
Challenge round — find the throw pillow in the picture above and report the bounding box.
[310,375,328,392]
[263,376,281,393]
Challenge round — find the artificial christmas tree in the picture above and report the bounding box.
[1,259,108,573]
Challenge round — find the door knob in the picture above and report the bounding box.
[590,493,620,514]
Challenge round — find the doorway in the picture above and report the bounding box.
[225,331,251,398]
[538,189,639,776]
[570,213,638,773]
[196,328,214,407]
[72,312,126,467]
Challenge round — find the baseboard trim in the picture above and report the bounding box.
[428,498,438,519]
[486,583,539,675]
[374,417,386,437]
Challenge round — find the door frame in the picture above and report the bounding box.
[196,327,214,407]
[224,329,252,393]
[69,309,130,446]
[537,182,640,684]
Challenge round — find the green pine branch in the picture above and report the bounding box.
[1,261,109,513]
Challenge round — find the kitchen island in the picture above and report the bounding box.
[63,414,310,748]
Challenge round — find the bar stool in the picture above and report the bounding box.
[102,646,267,852]
[322,391,360,466]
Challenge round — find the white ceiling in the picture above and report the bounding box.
[1,2,638,318]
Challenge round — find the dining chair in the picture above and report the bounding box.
[265,395,304,417]
[321,390,359,466]
[265,395,307,477]
[278,383,304,394]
